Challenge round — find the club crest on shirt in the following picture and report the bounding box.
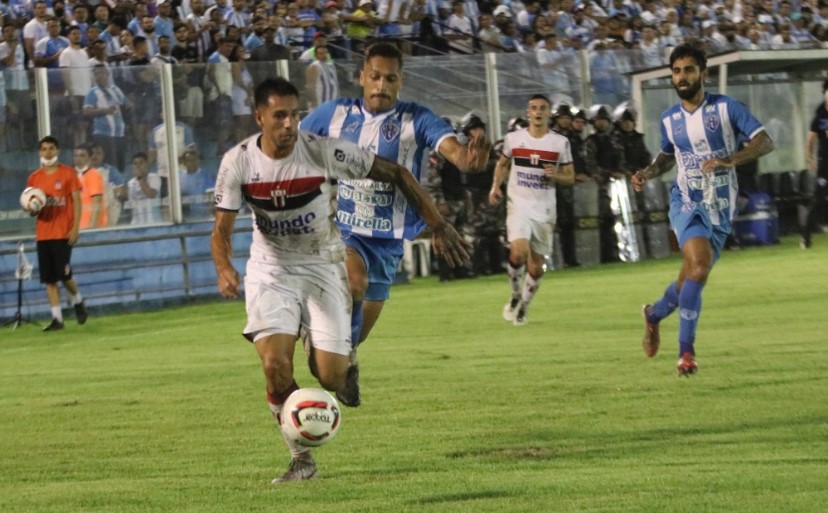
[704,113,720,132]
[271,188,287,208]
[380,121,400,143]
[55,180,62,190]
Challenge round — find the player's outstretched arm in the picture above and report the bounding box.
[367,156,470,268]
[438,133,492,173]
[632,152,676,192]
[211,209,241,299]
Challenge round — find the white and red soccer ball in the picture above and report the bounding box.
[20,187,47,215]
[280,388,341,447]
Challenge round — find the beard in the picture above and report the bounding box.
[674,79,701,101]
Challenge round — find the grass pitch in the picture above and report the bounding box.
[1,236,826,513]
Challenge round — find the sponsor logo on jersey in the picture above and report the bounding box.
[243,177,325,211]
[334,149,346,162]
[512,147,560,169]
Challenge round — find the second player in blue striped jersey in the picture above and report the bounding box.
[632,44,773,376]
[301,42,488,407]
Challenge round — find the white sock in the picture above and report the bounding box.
[51,306,63,322]
[268,401,311,459]
[508,263,525,300]
[72,293,83,305]
[520,275,542,310]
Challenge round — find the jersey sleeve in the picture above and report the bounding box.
[317,134,374,181]
[213,148,246,211]
[725,97,764,140]
[502,132,514,159]
[412,104,454,151]
[299,100,337,136]
[659,116,675,155]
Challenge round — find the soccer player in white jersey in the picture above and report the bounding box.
[631,44,774,376]
[300,42,488,407]
[489,94,575,326]
[211,77,466,484]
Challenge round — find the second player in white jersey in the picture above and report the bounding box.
[501,127,573,223]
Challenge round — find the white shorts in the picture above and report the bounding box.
[243,260,352,356]
[506,211,555,256]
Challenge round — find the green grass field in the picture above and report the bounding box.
[1,236,827,513]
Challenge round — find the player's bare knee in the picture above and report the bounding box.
[316,365,348,392]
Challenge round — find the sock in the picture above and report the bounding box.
[71,293,83,305]
[507,260,524,301]
[520,274,541,310]
[51,306,63,322]
[648,281,679,324]
[351,300,363,349]
[677,279,704,356]
[267,381,310,459]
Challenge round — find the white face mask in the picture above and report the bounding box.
[75,165,89,173]
[40,156,58,167]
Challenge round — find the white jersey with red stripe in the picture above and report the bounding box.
[502,128,572,222]
[214,131,375,265]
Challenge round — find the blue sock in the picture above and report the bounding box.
[351,301,363,349]
[678,279,704,356]
[648,281,679,324]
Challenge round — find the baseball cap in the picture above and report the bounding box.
[493,5,512,17]
[359,0,373,6]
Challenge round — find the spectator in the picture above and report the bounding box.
[178,147,215,219]
[24,1,50,67]
[59,26,92,146]
[150,34,177,64]
[33,18,68,70]
[205,36,235,154]
[70,3,91,46]
[225,0,252,33]
[0,25,32,146]
[74,143,109,229]
[305,41,338,111]
[243,15,268,51]
[154,0,176,40]
[478,12,508,52]
[343,0,381,55]
[248,25,292,61]
[83,66,128,173]
[445,1,473,54]
[230,43,254,141]
[148,119,195,197]
[171,23,205,129]
[117,152,162,225]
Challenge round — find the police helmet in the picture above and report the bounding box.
[460,111,486,136]
[571,106,588,121]
[507,117,529,132]
[552,102,573,119]
[587,104,613,123]
[613,101,637,123]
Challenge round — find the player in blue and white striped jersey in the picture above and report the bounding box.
[632,44,774,377]
[301,42,488,406]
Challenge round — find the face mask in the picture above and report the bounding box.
[41,156,58,167]
[76,165,89,173]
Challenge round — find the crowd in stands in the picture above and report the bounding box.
[0,0,824,71]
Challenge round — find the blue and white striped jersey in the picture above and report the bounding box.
[660,92,764,229]
[301,98,454,240]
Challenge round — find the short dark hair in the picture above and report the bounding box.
[132,151,148,162]
[39,135,59,149]
[669,43,707,71]
[75,143,93,155]
[364,42,403,69]
[530,93,550,105]
[254,77,299,108]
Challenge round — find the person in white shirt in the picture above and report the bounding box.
[489,94,575,326]
[59,25,92,146]
[445,0,473,54]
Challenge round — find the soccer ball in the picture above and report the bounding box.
[20,187,47,215]
[280,388,341,447]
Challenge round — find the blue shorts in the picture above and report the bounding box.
[343,233,404,302]
[669,202,729,262]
